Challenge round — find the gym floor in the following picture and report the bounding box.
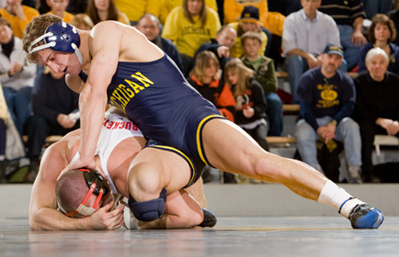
[1,216,399,257]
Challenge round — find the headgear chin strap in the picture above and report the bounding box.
[28,22,83,65]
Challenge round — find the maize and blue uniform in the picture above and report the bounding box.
[80,54,224,187]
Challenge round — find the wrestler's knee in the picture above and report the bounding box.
[128,163,163,202]
[128,188,167,222]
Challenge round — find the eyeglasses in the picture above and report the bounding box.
[60,168,111,217]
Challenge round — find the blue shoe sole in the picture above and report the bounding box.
[352,208,384,229]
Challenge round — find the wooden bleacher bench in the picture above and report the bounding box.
[283,104,300,113]
[266,136,296,147]
[22,135,63,147]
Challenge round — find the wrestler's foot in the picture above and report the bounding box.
[349,204,384,229]
[198,208,217,227]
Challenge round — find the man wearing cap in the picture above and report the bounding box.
[282,0,346,103]
[295,44,363,184]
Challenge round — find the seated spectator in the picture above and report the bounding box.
[0,84,7,183]
[0,0,40,39]
[158,0,218,25]
[282,0,346,103]
[228,6,268,58]
[353,47,399,182]
[70,13,94,30]
[46,0,75,23]
[224,58,269,151]
[319,0,368,71]
[0,17,36,135]
[113,0,159,25]
[162,0,221,75]
[295,44,362,184]
[187,50,237,183]
[136,13,184,73]
[86,0,130,26]
[363,0,392,20]
[24,67,80,183]
[358,14,399,75]
[223,0,285,37]
[190,25,237,72]
[240,31,283,136]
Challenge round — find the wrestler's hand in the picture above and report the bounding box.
[57,156,98,180]
[86,201,125,230]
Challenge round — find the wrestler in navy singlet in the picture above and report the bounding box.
[80,54,224,186]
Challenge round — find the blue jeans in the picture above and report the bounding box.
[295,116,362,169]
[338,25,361,71]
[265,92,283,136]
[285,55,347,103]
[363,0,392,19]
[2,86,33,135]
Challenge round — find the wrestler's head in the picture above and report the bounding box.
[22,14,83,75]
[56,168,112,218]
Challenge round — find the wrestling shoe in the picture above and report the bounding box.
[348,203,384,229]
[198,208,217,228]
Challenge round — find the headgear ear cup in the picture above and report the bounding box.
[28,22,83,64]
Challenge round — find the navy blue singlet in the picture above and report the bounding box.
[80,54,223,186]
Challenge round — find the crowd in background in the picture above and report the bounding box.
[1,0,399,185]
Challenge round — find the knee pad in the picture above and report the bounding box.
[128,188,167,222]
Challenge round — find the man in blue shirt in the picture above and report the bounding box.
[295,44,362,184]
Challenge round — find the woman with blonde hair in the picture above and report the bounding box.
[70,14,95,30]
[86,0,130,25]
[224,58,269,151]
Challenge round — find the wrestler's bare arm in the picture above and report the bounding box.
[29,137,90,231]
[30,132,123,231]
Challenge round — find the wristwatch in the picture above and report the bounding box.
[330,120,337,126]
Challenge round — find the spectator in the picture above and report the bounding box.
[224,57,269,151]
[86,0,130,25]
[136,13,184,73]
[353,47,399,182]
[191,25,237,72]
[0,84,7,183]
[240,31,283,136]
[0,17,36,135]
[0,0,40,39]
[158,0,218,25]
[113,0,159,26]
[295,44,362,183]
[25,67,79,183]
[319,0,368,71]
[363,0,392,20]
[187,50,237,183]
[162,0,221,75]
[282,0,345,103]
[358,14,399,74]
[223,0,285,37]
[228,6,268,58]
[70,13,94,30]
[46,0,75,23]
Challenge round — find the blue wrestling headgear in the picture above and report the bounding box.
[28,22,83,65]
